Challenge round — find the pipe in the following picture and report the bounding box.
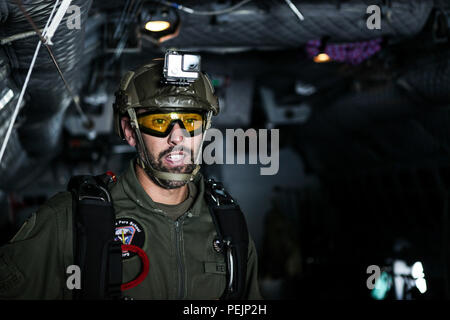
[161,0,433,49]
[0,0,93,190]
[0,29,42,45]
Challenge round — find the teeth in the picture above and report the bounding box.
[168,154,184,161]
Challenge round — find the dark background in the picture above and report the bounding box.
[1,0,450,300]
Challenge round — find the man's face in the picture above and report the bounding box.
[141,121,203,188]
[122,110,204,189]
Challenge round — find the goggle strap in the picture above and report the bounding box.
[127,108,140,131]
[193,111,212,165]
[129,108,159,178]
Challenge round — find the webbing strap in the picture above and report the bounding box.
[69,175,247,300]
[69,175,122,300]
[204,179,249,300]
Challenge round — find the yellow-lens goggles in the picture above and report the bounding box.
[137,112,204,137]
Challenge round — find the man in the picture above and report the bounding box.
[0,52,262,300]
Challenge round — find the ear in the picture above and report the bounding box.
[121,116,137,147]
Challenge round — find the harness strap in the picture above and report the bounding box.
[69,174,248,300]
[204,179,249,300]
[68,174,122,300]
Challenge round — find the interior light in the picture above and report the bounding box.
[145,21,171,32]
[411,261,424,279]
[415,278,427,294]
[313,53,331,63]
[313,53,330,63]
[371,271,392,300]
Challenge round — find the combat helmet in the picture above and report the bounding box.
[113,50,219,187]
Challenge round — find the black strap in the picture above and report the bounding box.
[69,174,247,300]
[68,174,122,300]
[204,179,249,300]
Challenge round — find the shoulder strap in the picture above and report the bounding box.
[204,179,249,300]
[68,173,122,300]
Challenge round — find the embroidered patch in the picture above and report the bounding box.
[115,218,145,259]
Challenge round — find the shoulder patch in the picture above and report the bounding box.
[114,218,146,259]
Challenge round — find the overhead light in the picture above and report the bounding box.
[313,53,331,63]
[415,278,427,294]
[411,261,424,279]
[310,36,331,63]
[141,5,180,43]
[145,20,171,32]
[371,271,392,300]
[411,261,427,294]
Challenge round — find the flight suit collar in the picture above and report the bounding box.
[119,159,205,217]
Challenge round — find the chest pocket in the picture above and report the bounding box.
[189,259,227,300]
[204,261,226,275]
[187,231,227,299]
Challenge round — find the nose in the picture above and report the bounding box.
[167,122,186,145]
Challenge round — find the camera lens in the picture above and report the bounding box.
[182,55,200,72]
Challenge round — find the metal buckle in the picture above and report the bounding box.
[78,184,111,203]
[79,195,107,202]
[207,179,235,207]
[224,239,234,293]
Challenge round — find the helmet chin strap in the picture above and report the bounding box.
[128,109,212,189]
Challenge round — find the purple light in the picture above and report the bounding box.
[306,38,383,65]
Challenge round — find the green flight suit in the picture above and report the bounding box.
[0,160,262,300]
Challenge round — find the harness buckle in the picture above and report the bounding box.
[206,179,235,207]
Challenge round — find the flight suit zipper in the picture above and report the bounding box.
[174,218,185,299]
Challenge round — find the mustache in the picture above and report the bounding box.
[158,146,193,160]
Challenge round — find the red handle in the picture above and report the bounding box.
[120,244,150,291]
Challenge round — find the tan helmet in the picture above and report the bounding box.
[112,56,219,187]
[113,59,219,139]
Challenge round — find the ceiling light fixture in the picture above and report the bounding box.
[145,20,171,32]
[141,5,180,43]
[313,53,331,63]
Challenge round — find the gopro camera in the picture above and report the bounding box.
[163,50,201,84]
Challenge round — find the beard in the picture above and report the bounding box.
[148,145,196,189]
